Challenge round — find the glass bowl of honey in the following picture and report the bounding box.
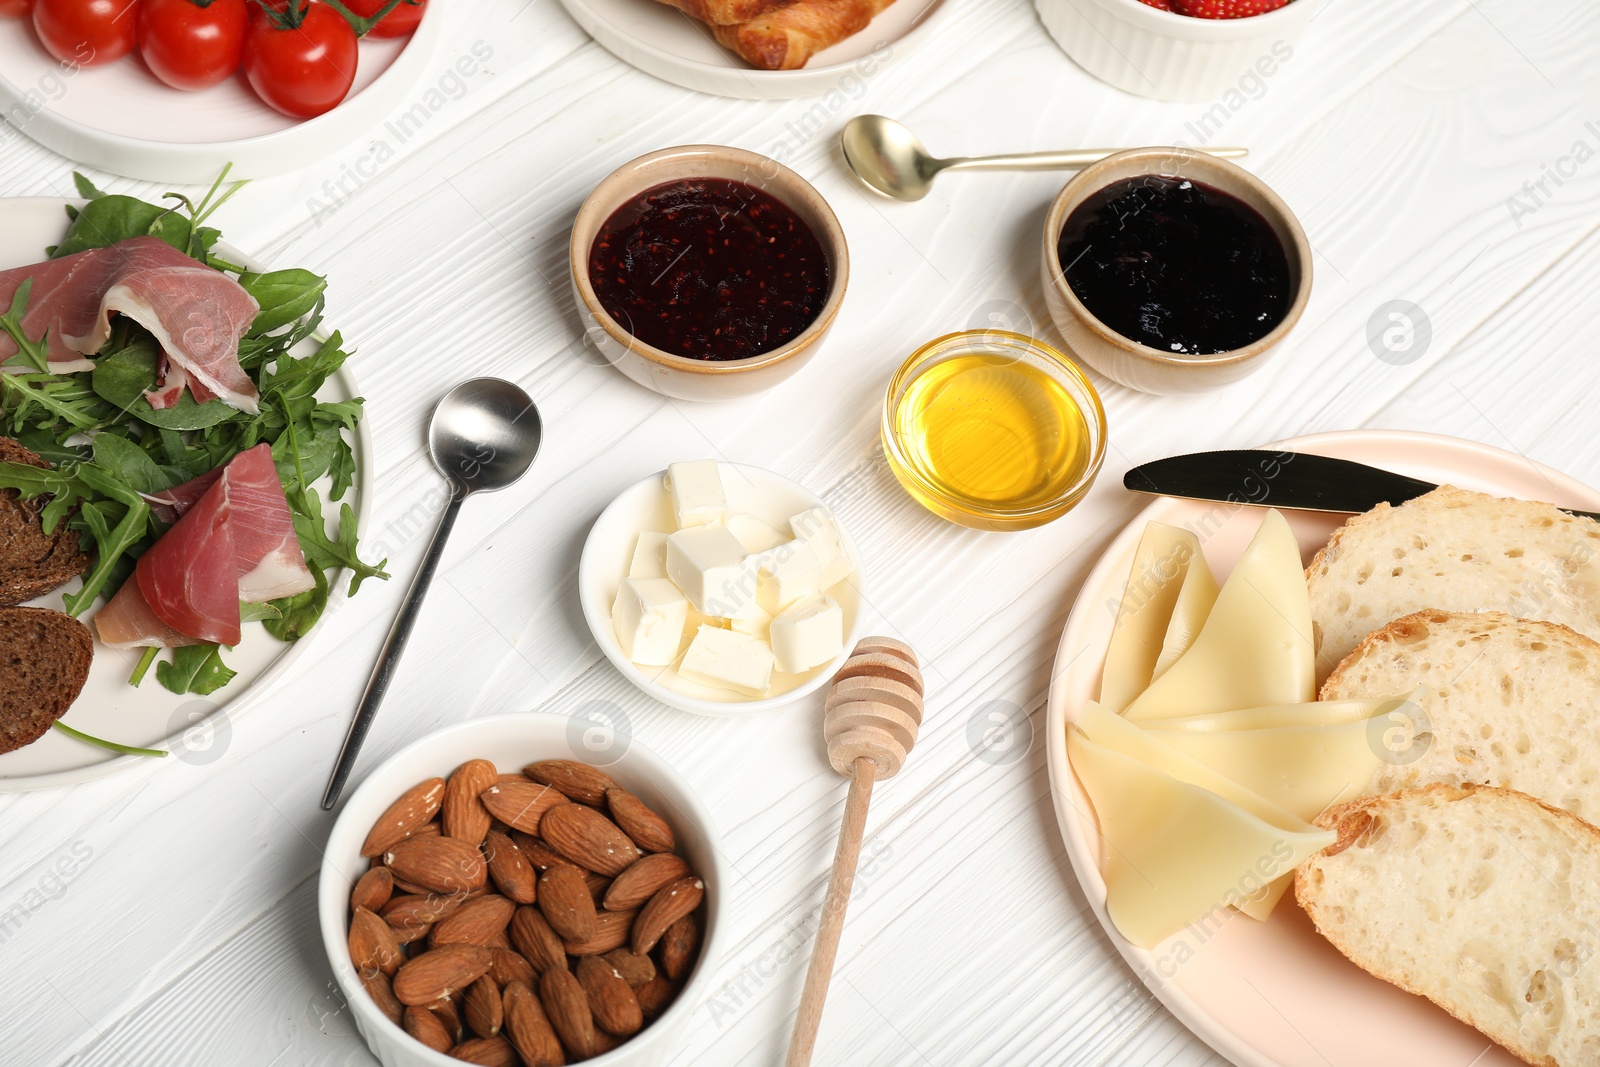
[881,330,1107,531]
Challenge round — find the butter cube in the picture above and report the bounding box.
[667,460,727,528]
[680,625,774,696]
[755,538,822,615]
[791,506,853,588]
[628,531,669,579]
[770,593,844,673]
[729,604,773,642]
[666,523,755,617]
[725,512,789,554]
[610,578,688,666]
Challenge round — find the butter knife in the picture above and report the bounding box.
[1124,449,1600,522]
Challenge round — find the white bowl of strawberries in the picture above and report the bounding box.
[1034,0,1329,101]
[318,713,726,1067]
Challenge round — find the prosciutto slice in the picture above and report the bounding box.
[0,236,260,412]
[94,444,315,648]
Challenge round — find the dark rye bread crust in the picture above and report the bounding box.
[0,437,90,605]
[0,606,93,753]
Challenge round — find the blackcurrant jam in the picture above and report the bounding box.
[1056,175,1291,356]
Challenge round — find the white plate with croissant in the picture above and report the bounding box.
[557,0,947,98]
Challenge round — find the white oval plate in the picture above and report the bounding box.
[0,9,442,184]
[1046,429,1600,1067]
[0,197,373,791]
[557,0,946,100]
[579,462,866,716]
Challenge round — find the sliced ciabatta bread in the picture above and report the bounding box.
[0,606,93,754]
[1297,785,1600,1067]
[1322,610,1600,822]
[1306,486,1600,680]
[0,437,90,605]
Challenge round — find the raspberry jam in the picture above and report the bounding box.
[1056,175,1291,356]
[588,178,829,362]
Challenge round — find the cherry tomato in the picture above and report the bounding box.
[243,1,357,118]
[32,0,140,65]
[339,0,423,37]
[0,0,36,18]
[138,0,247,90]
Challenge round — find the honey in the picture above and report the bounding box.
[882,331,1106,531]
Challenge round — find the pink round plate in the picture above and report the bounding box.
[1046,429,1600,1067]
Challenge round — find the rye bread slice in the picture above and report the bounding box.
[0,437,90,606]
[0,606,93,754]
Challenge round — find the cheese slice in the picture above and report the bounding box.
[1142,697,1409,822]
[1074,701,1329,920]
[1099,524,1205,713]
[1149,697,1403,733]
[1152,548,1219,680]
[1069,731,1334,948]
[1122,509,1313,721]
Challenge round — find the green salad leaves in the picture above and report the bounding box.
[0,173,387,706]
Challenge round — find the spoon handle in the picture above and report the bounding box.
[942,145,1248,173]
[321,491,465,811]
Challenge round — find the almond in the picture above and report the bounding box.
[584,871,611,906]
[481,778,568,835]
[393,945,494,1006]
[483,830,538,904]
[362,777,446,857]
[443,759,499,847]
[539,866,598,943]
[538,967,597,1058]
[360,970,404,1026]
[524,760,619,805]
[404,1005,453,1052]
[632,876,704,955]
[447,1035,518,1066]
[659,912,700,981]
[576,955,643,1037]
[349,906,404,977]
[384,891,470,943]
[603,853,689,912]
[633,974,678,1019]
[385,836,488,896]
[432,895,516,947]
[428,995,464,1043]
[605,788,676,853]
[502,981,564,1067]
[540,804,640,876]
[351,867,394,913]
[509,906,567,974]
[488,948,537,988]
[510,833,580,873]
[463,974,503,1037]
[600,948,655,988]
[562,909,636,957]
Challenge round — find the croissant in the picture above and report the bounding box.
[652,0,793,26]
[714,0,897,69]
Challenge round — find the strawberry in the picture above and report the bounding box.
[1171,0,1287,17]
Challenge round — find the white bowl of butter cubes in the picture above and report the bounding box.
[580,460,866,716]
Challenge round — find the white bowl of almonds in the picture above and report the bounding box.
[580,460,867,717]
[318,713,725,1067]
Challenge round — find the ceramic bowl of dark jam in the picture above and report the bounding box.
[1041,147,1312,396]
[570,144,849,402]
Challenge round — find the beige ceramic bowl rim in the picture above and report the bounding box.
[1043,147,1313,371]
[881,329,1110,522]
[570,144,849,377]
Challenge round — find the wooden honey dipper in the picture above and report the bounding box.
[785,636,923,1067]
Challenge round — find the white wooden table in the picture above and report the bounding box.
[2,0,1597,1063]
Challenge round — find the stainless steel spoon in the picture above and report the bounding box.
[321,378,543,810]
[840,114,1250,202]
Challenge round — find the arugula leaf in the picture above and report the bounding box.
[240,601,284,623]
[72,173,107,200]
[291,487,387,595]
[50,195,192,259]
[263,566,327,641]
[156,644,237,696]
[91,433,175,495]
[91,341,240,431]
[0,279,51,372]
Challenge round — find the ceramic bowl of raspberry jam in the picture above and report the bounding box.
[570,145,849,402]
[1041,147,1312,396]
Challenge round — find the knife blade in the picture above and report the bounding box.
[1124,449,1600,522]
